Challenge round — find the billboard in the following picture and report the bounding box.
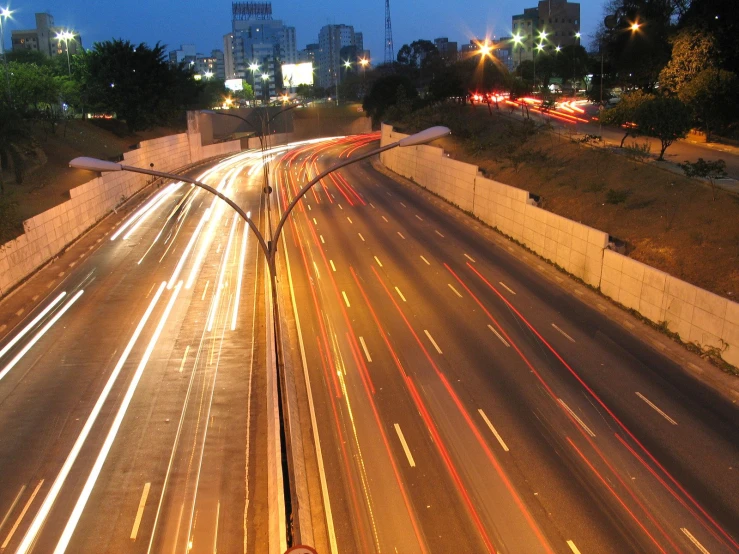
[282,63,313,88]
[225,79,244,92]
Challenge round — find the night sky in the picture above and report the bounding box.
[3,0,603,61]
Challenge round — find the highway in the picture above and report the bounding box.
[273,135,739,553]
[0,132,737,554]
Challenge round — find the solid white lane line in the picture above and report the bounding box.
[478,409,509,452]
[15,284,166,554]
[130,483,151,540]
[394,424,416,467]
[320,235,325,244]
[178,345,190,373]
[680,527,710,554]
[0,485,26,536]
[636,392,678,425]
[558,399,596,437]
[0,290,84,382]
[359,337,372,362]
[400,202,406,207]
[53,282,184,554]
[552,323,576,343]
[381,216,389,222]
[566,540,583,554]
[424,330,442,354]
[201,280,210,301]
[448,284,463,298]
[435,230,445,238]
[487,325,510,347]
[313,218,318,225]
[342,291,351,308]
[2,480,44,549]
[499,281,517,295]
[330,260,337,272]
[397,232,405,239]
[374,256,383,267]
[464,253,476,263]
[347,217,353,224]
[415,215,423,221]
[0,291,66,361]
[358,233,365,242]
[420,255,430,265]
[395,287,407,302]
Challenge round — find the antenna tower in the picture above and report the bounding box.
[384,0,394,64]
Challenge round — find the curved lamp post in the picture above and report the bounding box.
[69,124,451,548]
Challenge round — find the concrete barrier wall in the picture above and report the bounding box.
[0,131,241,297]
[380,123,738,367]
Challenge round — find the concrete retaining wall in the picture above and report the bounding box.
[380,123,738,367]
[0,131,241,297]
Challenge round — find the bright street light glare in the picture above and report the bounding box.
[249,63,259,71]
[631,22,641,31]
[0,7,11,17]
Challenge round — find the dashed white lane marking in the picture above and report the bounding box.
[1,479,44,549]
[487,325,510,347]
[338,204,343,210]
[313,218,318,225]
[15,308,24,317]
[358,233,365,242]
[201,280,210,301]
[395,287,407,302]
[448,284,463,298]
[359,337,372,362]
[130,482,151,540]
[347,217,353,224]
[499,281,516,295]
[424,330,442,354]
[566,540,583,554]
[381,216,389,223]
[370,202,376,209]
[558,399,596,437]
[0,486,26,540]
[330,260,336,272]
[386,192,392,197]
[680,527,710,554]
[31,295,39,302]
[400,202,406,207]
[420,256,430,265]
[552,323,576,343]
[478,409,509,451]
[394,424,416,467]
[320,235,325,244]
[307,204,311,211]
[178,345,190,373]
[342,291,350,308]
[397,232,405,239]
[464,253,476,263]
[374,256,383,267]
[636,392,678,425]
[415,215,423,221]
[0,324,6,334]
[435,230,444,238]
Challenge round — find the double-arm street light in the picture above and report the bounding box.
[55,30,76,76]
[69,124,451,549]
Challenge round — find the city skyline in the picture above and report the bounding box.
[2,0,601,65]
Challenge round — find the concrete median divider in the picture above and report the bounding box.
[380,123,738,369]
[0,131,240,298]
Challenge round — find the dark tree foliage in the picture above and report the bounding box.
[362,74,418,126]
[455,56,509,93]
[679,0,739,74]
[79,39,203,132]
[427,67,465,102]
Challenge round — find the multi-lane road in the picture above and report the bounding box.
[0,133,737,554]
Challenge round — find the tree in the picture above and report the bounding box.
[427,67,465,102]
[659,28,718,93]
[553,44,590,87]
[396,40,443,81]
[678,68,738,142]
[679,158,727,200]
[362,74,417,126]
[0,106,34,194]
[600,90,652,146]
[679,0,739,74]
[0,62,59,116]
[635,95,692,160]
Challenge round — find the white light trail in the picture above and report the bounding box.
[231,220,249,330]
[122,183,183,240]
[0,292,67,361]
[110,182,181,241]
[53,282,183,554]
[0,291,83,382]
[207,216,239,332]
[14,283,166,554]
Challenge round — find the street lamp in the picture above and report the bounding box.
[512,33,524,70]
[68,124,451,549]
[574,32,581,90]
[534,42,544,90]
[55,30,75,75]
[248,62,259,105]
[0,6,12,101]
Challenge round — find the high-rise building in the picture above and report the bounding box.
[298,43,319,65]
[511,0,580,66]
[434,37,458,64]
[223,2,297,101]
[317,24,364,89]
[11,13,83,58]
[195,50,226,81]
[169,44,197,66]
